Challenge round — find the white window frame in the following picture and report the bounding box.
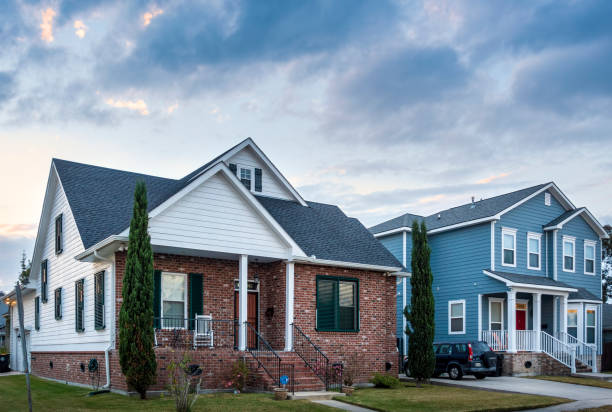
[527,232,542,270]
[501,227,517,268]
[238,165,254,191]
[488,297,505,331]
[585,305,597,346]
[448,299,466,335]
[584,240,596,275]
[161,272,188,329]
[562,236,576,273]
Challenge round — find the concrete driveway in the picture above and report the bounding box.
[431,375,612,411]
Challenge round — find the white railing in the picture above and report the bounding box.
[481,330,508,351]
[555,331,597,373]
[516,330,538,351]
[541,331,576,373]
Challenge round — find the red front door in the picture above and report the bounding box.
[234,291,258,349]
[516,310,526,330]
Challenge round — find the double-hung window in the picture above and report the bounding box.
[449,300,465,334]
[55,214,63,255]
[527,233,542,270]
[586,308,596,344]
[584,241,596,275]
[161,273,187,329]
[489,298,504,331]
[563,236,575,272]
[502,228,517,267]
[567,309,578,338]
[316,276,359,332]
[239,167,252,190]
[54,288,62,320]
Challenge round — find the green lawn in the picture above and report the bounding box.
[0,375,334,412]
[335,382,570,412]
[525,375,612,390]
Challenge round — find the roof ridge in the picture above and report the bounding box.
[180,137,251,182]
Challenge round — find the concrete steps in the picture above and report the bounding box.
[288,391,345,400]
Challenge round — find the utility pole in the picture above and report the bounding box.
[16,284,33,412]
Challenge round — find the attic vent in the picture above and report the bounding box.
[437,213,441,220]
[545,192,551,206]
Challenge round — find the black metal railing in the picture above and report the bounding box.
[292,323,342,391]
[245,322,283,387]
[153,317,237,349]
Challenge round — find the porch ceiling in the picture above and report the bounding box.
[483,269,578,295]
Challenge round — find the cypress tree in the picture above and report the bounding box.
[404,220,435,386]
[119,181,157,399]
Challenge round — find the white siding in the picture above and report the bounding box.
[227,146,294,201]
[26,172,112,352]
[149,171,291,258]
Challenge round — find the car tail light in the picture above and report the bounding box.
[468,343,473,361]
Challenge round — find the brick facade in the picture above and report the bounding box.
[31,351,107,386]
[500,352,571,376]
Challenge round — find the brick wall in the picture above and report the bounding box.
[500,352,571,376]
[31,351,107,387]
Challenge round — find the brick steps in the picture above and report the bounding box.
[244,351,326,392]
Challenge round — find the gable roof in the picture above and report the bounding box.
[370,183,551,235]
[568,287,601,302]
[543,207,608,237]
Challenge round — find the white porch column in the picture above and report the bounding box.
[507,289,517,353]
[238,254,248,351]
[533,293,541,352]
[553,296,559,337]
[560,295,568,336]
[477,294,482,342]
[284,261,295,351]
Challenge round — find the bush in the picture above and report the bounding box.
[369,373,401,389]
[225,359,249,393]
[167,352,202,412]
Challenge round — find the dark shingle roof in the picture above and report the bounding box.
[568,287,601,301]
[256,196,402,268]
[603,304,612,330]
[53,154,402,269]
[544,208,583,228]
[370,183,549,234]
[486,270,576,290]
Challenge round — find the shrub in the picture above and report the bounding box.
[225,359,248,393]
[370,373,401,389]
[342,353,359,386]
[167,352,202,412]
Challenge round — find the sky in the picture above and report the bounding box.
[0,0,611,292]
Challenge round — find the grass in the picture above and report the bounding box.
[0,375,334,412]
[334,381,570,412]
[525,375,612,390]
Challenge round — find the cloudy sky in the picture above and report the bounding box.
[1,0,611,291]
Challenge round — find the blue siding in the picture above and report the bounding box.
[556,215,601,298]
[496,190,565,276]
[380,233,403,264]
[379,233,407,345]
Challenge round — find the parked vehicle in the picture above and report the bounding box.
[403,341,498,380]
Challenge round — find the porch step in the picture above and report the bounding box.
[244,353,326,392]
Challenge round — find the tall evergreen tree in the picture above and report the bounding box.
[119,181,157,399]
[404,220,435,386]
[18,250,31,285]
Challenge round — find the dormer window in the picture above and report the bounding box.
[239,167,252,190]
[55,214,63,255]
[230,162,263,193]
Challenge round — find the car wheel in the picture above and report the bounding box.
[447,365,463,380]
[474,374,486,380]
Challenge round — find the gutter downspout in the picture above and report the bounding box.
[94,251,114,390]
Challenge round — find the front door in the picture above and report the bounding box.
[234,291,258,349]
[516,310,526,330]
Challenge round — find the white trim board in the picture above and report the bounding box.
[483,270,577,294]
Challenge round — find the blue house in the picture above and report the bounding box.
[371,183,609,375]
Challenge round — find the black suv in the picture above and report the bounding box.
[403,341,498,380]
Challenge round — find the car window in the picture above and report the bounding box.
[473,342,491,352]
[438,344,451,355]
[453,344,467,354]
[433,344,440,354]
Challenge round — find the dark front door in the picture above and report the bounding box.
[516,310,526,330]
[234,291,258,349]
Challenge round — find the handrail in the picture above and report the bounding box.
[541,331,576,373]
[556,331,597,372]
[245,322,282,387]
[292,323,342,391]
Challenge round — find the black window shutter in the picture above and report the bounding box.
[75,279,84,332]
[35,297,40,331]
[55,288,62,320]
[55,214,63,254]
[229,163,237,175]
[188,273,204,330]
[316,278,336,330]
[41,260,48,303]
[254,168,262,192]
[153,270,161,328]
[94,271,105,330]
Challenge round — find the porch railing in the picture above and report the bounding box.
[292,323,342,391]
[556,331,597,372]
[245,322,283,388]
[481,330,508,351]
[153,317,237,349]
[541,331,576,373]
[516,330,538,351]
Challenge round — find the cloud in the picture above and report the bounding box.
[74,20,88,38]
[166,102,178,114]
[0,224,37,239]
[477,173,510,184]
[0,72,16,104]
[104,98,149,115]
[40,8,56,43]
[143,7,164,27]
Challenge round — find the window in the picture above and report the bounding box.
[502,228,517,267]
[162,273,187,328]
[94,271,105,330]
[489,299,504,331]
[41,259,48,303]
[75,279,84,332]
[35,296,40,331]
[584,241,596,275]
[449,300,465,334]
[563,236,575,272]
[586,308,596,344]
[239,167,252,190]
[316,276,359,332]
[54,288,62,320]
[55,214,63,254]
[437,344,451,355]
[545,192,551,206]
[567,309,578,338]
[527,233,541,270]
